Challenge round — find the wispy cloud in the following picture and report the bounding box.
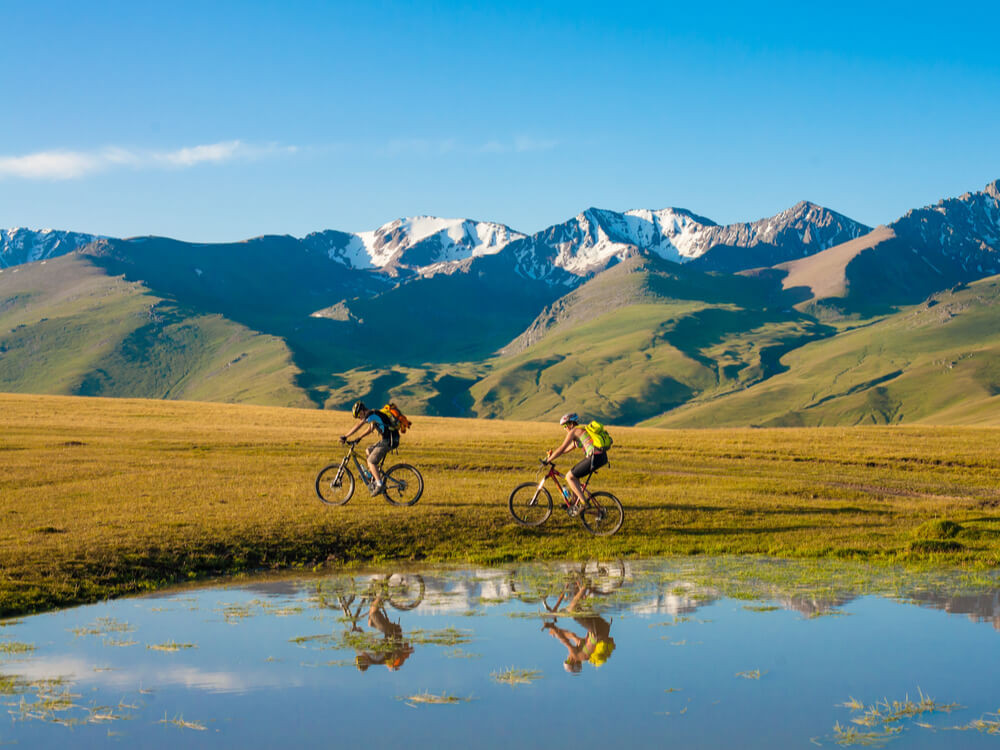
[0,141,297,180]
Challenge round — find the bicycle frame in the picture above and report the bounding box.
[539,461,596,510]
[334,440,383,487]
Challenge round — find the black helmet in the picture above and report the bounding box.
[352,401,367,419]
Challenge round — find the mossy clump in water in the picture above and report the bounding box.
[914,519,963,540]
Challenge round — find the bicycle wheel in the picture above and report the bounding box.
[508,482,553,527]
[315,463,355,506]
[386,573,425,610]
[584,559,627,592]
[382,464,423,506]
[580,491,624,536]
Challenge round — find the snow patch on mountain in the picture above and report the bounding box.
[1,228,102,268]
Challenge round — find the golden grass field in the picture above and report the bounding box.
[2,392,999,616]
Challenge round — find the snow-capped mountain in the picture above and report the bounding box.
[302,217,526,276]
[506,202,870,281]
[0,228,102,268]
[686,201,871,272]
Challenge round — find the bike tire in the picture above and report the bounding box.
[508,482,553,527]
[386,573,426,610]
[315,464,355,506]
[584,559,627,592]
[382,464,423,506]
[580,491,624,536]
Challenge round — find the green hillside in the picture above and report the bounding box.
[649,276,1000,427]
[467,255,833,423]
[0,254,312,406]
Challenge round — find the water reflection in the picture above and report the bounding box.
[540,574,616,672]
[322,574,425,672]
[4,557,1000,748]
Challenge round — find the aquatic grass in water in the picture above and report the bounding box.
[0,641,34,654]
[146,641,197,652]
[157,713,207,730]
[830,688,962,744]
[399,691,475,706]
[491,668,543,686]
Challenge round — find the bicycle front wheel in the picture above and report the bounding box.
[580,491,624,536]
[315,464,355,506]
[508,483,553,527]
[386,574,426,610]
[382,464,423,506]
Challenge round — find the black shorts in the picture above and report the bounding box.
[571,450,608,479]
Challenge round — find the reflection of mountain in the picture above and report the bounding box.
[904,591,1000,631]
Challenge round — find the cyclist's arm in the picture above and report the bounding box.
[547,428,580,461]
[343,419,373,440]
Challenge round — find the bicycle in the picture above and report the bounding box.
[508,460,624,536]
[315,439,423,506]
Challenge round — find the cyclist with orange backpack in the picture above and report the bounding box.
[341,401,401,495]
[545,413,611,515]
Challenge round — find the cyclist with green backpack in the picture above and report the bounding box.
[545,413,612,515]
[341,401,402,495]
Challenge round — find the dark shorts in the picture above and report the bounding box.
[570,450,608,479]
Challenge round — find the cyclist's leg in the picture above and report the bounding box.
[575,453,608,505]
[566,457,593,505]
[367,442,389,485]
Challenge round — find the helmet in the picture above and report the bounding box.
[559,413,580,426]
[352,401,366,419]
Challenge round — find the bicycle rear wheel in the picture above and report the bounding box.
[508,483,553,527]
[315,463,355,506]
[580,491,624,536]
[382,464,423,506]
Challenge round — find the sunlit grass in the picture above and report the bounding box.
[4,392,1000,616]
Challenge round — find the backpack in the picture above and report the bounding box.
[379,403,411,434]
[584,420,613,450]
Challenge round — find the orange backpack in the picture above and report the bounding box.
[379,403,412,433]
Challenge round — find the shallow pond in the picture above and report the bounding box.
[3,558,1000,748]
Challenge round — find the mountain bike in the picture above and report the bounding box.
[508,460,624,536]
[315,439,423,506]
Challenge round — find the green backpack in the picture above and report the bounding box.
[584,420,613,450]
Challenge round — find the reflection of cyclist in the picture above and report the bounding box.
[542,579,616,673]
[354,593,414,672]
[545,413,608,514]
[340,401,399,495]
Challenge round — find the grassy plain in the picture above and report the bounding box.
[2,392,1000,617]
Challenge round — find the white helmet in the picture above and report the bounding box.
[559,413,580,426]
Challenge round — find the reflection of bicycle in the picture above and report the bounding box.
[508,461,624,536]
[540,560,626,610]
[315,439,423,506]
[317,573,426,624]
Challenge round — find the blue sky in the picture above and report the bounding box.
[1,0,998,241]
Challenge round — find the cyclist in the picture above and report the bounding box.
[340,401,400,495]
[545,412,608,515]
